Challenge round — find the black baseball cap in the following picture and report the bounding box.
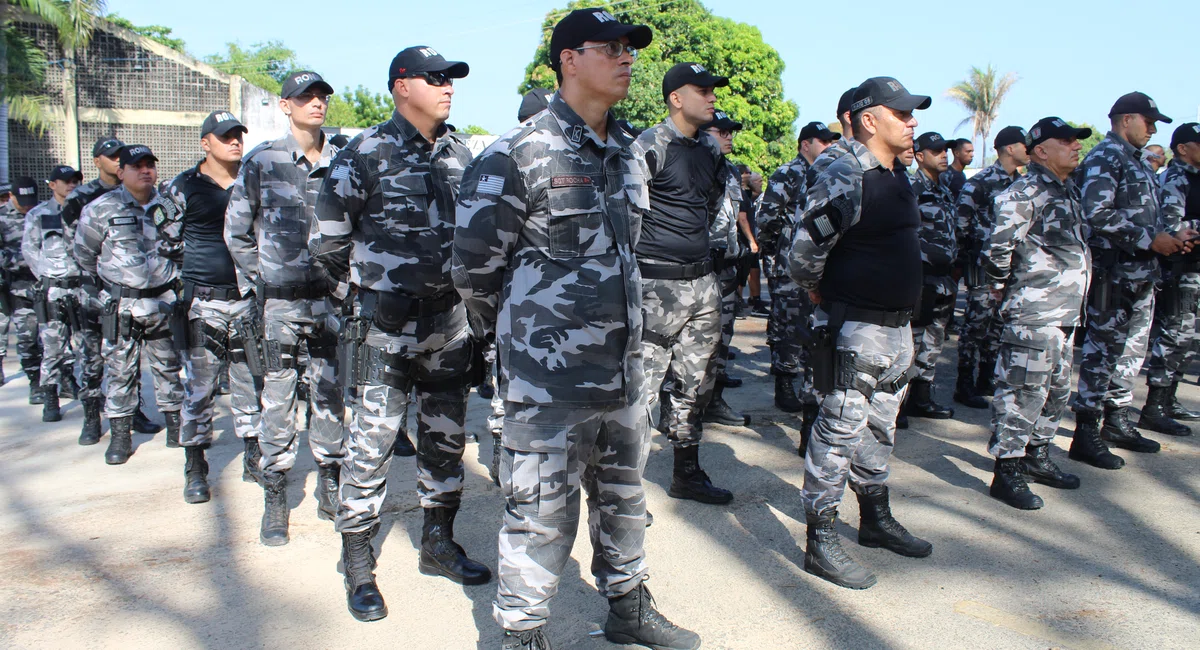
[280,71,334,99]
[1109,91,1171,123]
[913,132,949,153]
[201,110,247,138]
[119,145,158,167]
[1027,118,1091,149]
[388,46,469,91]
[799,121,840,142]
[836,87,858,118]
[1170,122,1200,150]
[13,176,37,208]
[550,8,652,74]
[518,88,552,122]
[48,165,83,183]
[994,126,1030,150]
[701,109,742,131]
[849,77,930,114]
[93,137,124,158]
[662,62,729,103]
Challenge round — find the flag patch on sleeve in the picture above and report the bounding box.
[330,165,350,181]
[476,174,504,196]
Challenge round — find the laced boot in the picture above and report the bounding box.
[41,384,62,422]
[1137,385,1192,437]
[183,445,211,504]
[418,507,492,585]
[1166,381,1200,421]
[953,362,987,408]
[702,383,748,426]
[774,372,804,412]
[502,628,552,650]
[989,458,1044,510]
[132,402,162,434]
[105,416,134,465]
[804,509,877,589]
[1068,409,1125,469]
[315,463,340,521]
[798,402,818,457]
[392,427,416,457]
[976,353,997,395]
[79,397,103,445]
[667,445,733,504]
[603,582,701,650]
[242,437,262,484]
[1103,405,1160,453]
[855,485,933,557]
[163,411,181,448]
[905,379,954,419]
[260,471,290,546]
[341,526,387,622]
[27,367,43,405]
[1020,443,1080,489]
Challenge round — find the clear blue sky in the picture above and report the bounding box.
[109,0,1198,158]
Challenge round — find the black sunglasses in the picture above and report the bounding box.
[406,71,454,87]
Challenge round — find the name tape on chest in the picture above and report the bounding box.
[551,175,593,188]
[476,174,504,196]
[109,216,138,228]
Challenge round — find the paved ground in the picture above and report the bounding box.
[1,318,1198,649]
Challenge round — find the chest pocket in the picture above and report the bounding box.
[1039,203,1080,248]
[40,211,64,237]
[382,173,432,231]
[547,184,610,258]
[260,182,307,243]
[108,216,147,266]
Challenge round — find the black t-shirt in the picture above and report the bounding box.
[740,194,758,233]
[944,168,967,199]
[176,166,238,288]
[819,166,922,311]
[638,139,719,264]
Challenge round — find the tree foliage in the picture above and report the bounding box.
[104,12,183,51]
[461,124,491,136]
[519,0,798,174]
[326,85,393,128]
[204,41,297,95]
[1068,121,1104,159]
[945,64,1017,166]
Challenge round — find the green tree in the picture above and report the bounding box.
[519,0,798,173]
[204,41,297,94]
[326,85,392,128]
[945,64,1018,167]
[105,12,183,51]
[1068,121,1104,159]
[461,124,490,136]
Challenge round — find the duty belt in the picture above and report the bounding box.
[259,283,326,301]
[186,282,241,302]
[360,287,461,320]
[837,303,912,328]
[104,281,175,299]
[638,259,714,280]
[43,277,81,289]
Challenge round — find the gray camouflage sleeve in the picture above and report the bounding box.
[756,167,795,256]
[983,187,1032,286]
[224,158,261,294]
[788,173,859,291]
[21,209,43,279]
[312,149,366,294]
[1158,170,1194,233]
[73,203,104,277]
[1081,152,1155,253]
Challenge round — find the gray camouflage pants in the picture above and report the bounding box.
[698,265,739,408]
[39,285,103,400]
[259,298,344,474]
[1,281,41,369]
[494,398,650,631]
[1073,281,1155,412]
[641,272,721,447]
[337,306,471,534]
[768,276,807,376]
[181,297,262,447]
[100,292,184,418]
[1144,273,1200,387]
[802,307,913,516]
[987,325,1073,458]
[958,284,1001,369]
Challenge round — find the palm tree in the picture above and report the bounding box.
[945,65,1018,168]
[1,0,106,182]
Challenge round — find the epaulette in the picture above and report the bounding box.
[242,139,275,163]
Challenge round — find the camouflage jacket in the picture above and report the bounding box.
[62,177,118,231]
[22,199,78,279]
[1159,158,1200,233]
[0,203,29,275]
[909,167,959,272]
[939,167,967,201]
[75,185,178,290]
[313,111,473,297]
[1080,132,1162,281]
[225,130,339,295]
[956,161,1020,267]
[758,155,809,260]
[806,137,854,187]
[708,159,743,258]
[985,162,1091,327]
[452,92,648,407]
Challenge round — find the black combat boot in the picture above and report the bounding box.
[905,379,954,419]
[41,384,62,422]
[719,372,743,388]
[976,353,997,395]
[490,430,502,487]
[798,402,818,457]
[183,445,211,504]
[1068,410,1125,469]
[315,463,340,521]
[260,471,290,546]
[105,416,134,465]
[418,506,492,585]
[855,485,933,557]
[702,383,748,426]
[27,367,43,405]
[1020,443,1080,489]
[79,397,103,445]
[604,581,701,650]
[163,411,181,448]
[667,445,733,504]
[774,372,804,412]
[895,406,909,430]
[1137,385,1192,437]
[990,457,1044,509]
[1166,381,1200,421]
[953,361,987,409]
[132,405,162,434]
[341,526,387,622]
[502,628,552,649]
[804,509,877,589]
[61,373,78,400]
[242,437,262,484]
[1103,405,1161,453]
[392,428,416,457]
[750,298,770,318]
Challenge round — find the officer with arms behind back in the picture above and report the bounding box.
[453,8,700,649]
[789,77,935,590]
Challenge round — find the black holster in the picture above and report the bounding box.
[32,286,49,324]
[101,298,119,343]
[231,309,265,377]
[170,298,191,352]
[1087,266,1118,312]
[807,324,837,394]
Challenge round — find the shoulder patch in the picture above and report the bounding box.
[476,174,505,196]
[330,164,351,181]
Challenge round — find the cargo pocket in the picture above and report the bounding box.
[999,343,1051,389]
[501,412,570,521]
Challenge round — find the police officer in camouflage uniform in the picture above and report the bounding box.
[313,46,490,622]
[984,118,1092,510]
[903,132,957,422]
[1071,92,1190,467]
[954,126,1029,410]
[75,145,185,465]
[155,111,261,505]
[789,77,934,591]
[636,61,734,506]
[22,165,85,423]
[1138,123,1200,436]
[1,177,43,403]
[454,9,699,649]
[225,70,347,546]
